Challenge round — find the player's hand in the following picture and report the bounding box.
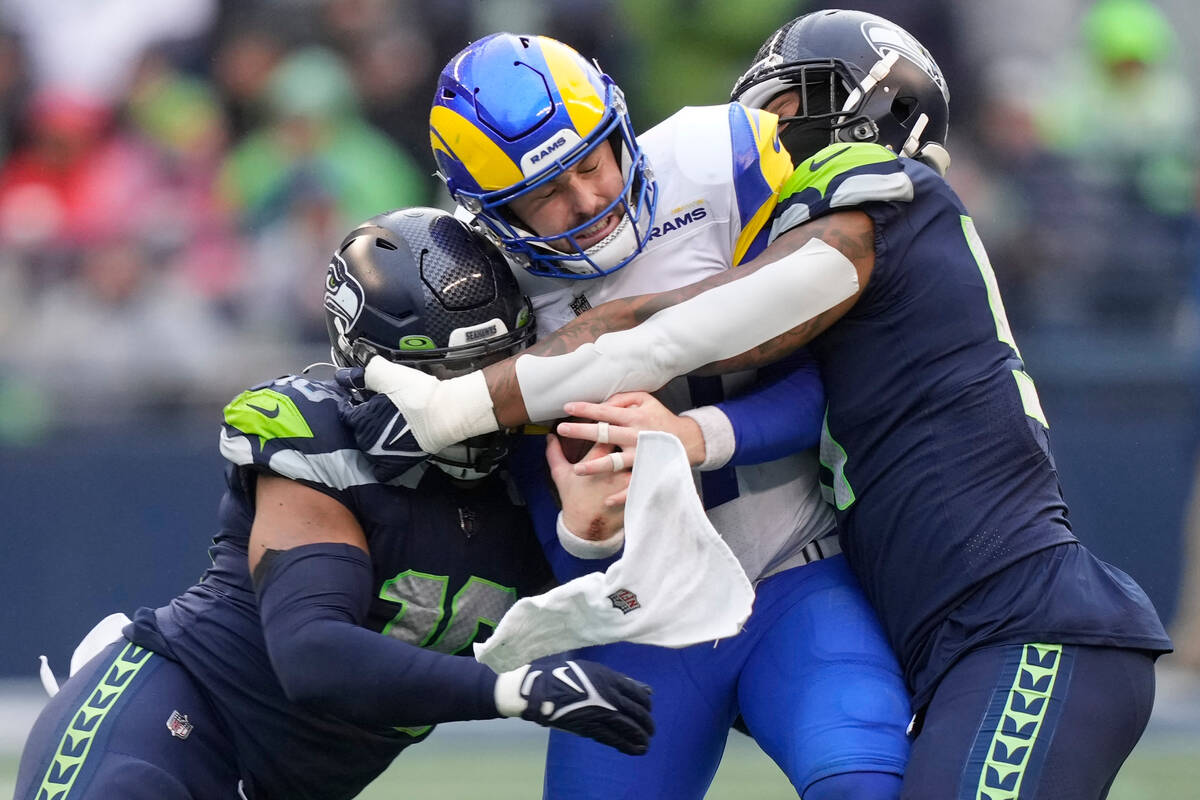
[546,433,631,531]
[557,392,706,475]
[362,356,498,454]
[337,387,430,482]
[495,657,653,755]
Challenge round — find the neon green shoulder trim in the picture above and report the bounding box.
[223,387,314,447]
[780,142,897,201]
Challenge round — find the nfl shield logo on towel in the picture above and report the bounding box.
[166,710,193,739]
[608,588,641,615]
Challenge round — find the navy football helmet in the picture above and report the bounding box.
[429,33,657,279]
[731,9,950,170]
[324,207,535,478]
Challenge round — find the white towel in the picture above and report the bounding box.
[475,431,754,672]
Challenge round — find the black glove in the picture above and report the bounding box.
[495,657,654,756]
[335,369,430,482]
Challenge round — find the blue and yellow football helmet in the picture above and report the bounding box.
[430,33,657,279]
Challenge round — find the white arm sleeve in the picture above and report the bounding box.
[515,238,858,422]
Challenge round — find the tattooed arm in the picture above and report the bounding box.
[483,210,876,425]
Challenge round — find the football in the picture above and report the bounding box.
[555,417,595,464]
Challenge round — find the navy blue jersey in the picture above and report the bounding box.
[125,374,551,799]
[771,144,1171,708]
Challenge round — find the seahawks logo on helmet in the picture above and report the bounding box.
[861,20,948,101]
[323,253,364,336]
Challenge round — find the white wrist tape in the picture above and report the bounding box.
[364,358,498,454]
[680,405,735,470]
[515,238,857,421]
[556,512,625,559]
[493,664,531,717]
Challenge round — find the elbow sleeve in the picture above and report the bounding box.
[515,238,856,421]
[255,543,499,727]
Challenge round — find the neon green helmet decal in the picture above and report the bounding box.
[224,388,314,447]
[398,335,436,350]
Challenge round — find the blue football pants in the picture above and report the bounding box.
[544,554,911,799]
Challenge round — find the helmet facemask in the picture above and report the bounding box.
[430,34,659,280]
[454,79,658,280]
[731,11,950,169]
[323,207,537,480]
[746,59,855,161]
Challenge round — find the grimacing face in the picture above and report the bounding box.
[505,140,626,253]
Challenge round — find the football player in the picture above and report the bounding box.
[14,208,653,800]
[365,11,1173,798]
[418,32,911,800]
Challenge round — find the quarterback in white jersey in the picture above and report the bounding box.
[512,101,833,584]
[424,32,910,800]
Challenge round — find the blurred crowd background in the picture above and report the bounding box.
[3,0,1200,679]
[0,0,1194,428]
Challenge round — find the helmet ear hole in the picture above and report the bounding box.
[891,96,917,124]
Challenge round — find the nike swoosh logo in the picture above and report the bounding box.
[386,420,413,447]
[246,402,280,419]
[552,666,584,694]
[809,146,851,171]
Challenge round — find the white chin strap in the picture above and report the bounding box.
[504,205,638,278]
[840,51,899,122]
[580,212,639,271]
[526,139,645,276]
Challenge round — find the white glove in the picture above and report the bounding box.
[363,356,498,454]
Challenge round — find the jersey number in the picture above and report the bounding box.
[821,217,1049,510]
[378,570,517,655]
[375,572,516,738]
[961,216,1048,428]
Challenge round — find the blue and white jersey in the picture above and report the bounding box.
[770,143,1171,706]
[516,103,834,583]
[125,375,551,800]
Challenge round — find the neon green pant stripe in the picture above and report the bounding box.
[973,643,1063,800]
[37,642,153,799]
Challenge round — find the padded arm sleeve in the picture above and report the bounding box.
[514,238,858,422]
[718,349,825,465]
[255,543,500,727]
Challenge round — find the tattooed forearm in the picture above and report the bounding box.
[699,211,874,372]
[483,360,527,426]
[483,209,874,425]
[697,297,853,374]
[791,211,876,265]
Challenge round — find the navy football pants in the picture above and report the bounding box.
[15,639,244,800]
[902,643,1157,799]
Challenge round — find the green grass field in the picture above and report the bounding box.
[353,731,1200,799]
[4,723,1197,799]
